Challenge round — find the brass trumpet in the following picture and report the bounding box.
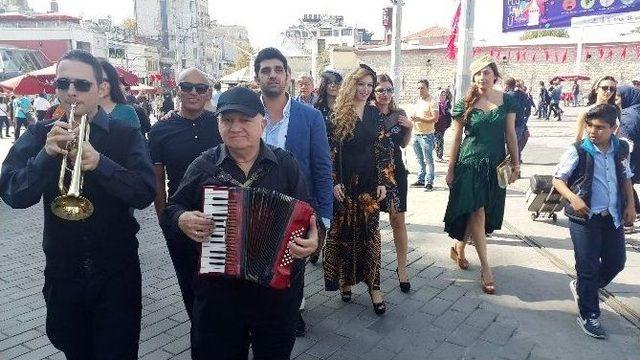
[50,103,94,220]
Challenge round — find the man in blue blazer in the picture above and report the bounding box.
[254,47,333,337]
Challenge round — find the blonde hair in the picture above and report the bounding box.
[331,67,374,142]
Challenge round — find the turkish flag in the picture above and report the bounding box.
[445,1,462,60]
[621,46,627,60]
[561,49,568,63]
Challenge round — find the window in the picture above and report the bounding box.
[320,29,332,37]
[332,30,339,36]
[108,47,125,59]
[341,28,352,36]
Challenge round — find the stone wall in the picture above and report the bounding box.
[355,43,640,105]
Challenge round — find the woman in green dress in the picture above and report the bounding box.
[444,55,520,294]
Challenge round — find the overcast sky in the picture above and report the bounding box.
[26,0,640,48]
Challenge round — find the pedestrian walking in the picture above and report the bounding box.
[314,70,342,131]
[537,81,550,119]
[504,78,528,161]
[549,81,564,121]
[572,80,581,107]
[33,93,51,121]
[443,55,520,295]
[575,76,618,142]
[373,73,412,293]
[254,47,332,337]
[0,96,10,138]
[323,64,395,315]
[616,85,640,234]
[435,89,452,162]
[99,60,141,129]
[552,104,635,339]
[13,94,31,140]
[150,67,222,320]
[0,49,156,359]
[410,79,439,191]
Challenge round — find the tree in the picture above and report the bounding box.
[122,18,137,34]
[230,40,254,72]
[520,29,569,40]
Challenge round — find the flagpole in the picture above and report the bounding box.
[454,0,475,102]
[390,0,403,93]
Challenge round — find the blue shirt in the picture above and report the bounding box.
[554,139,633,228]
[15,97,31,118]
[262,95,292,150]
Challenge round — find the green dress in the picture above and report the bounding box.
[444,93,518,241]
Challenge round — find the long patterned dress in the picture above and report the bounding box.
[443,93,518,241]
[324,105,395,291]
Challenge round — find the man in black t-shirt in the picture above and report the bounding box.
[148,67,222,319]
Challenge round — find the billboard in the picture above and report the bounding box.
[503,0,640,32]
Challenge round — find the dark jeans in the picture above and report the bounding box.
[548,102,562,120]
[0,116,9,136]
[434,130,446,159]
[14,116,27,140]
[569,214,626,319]
[164,234,199,319]
[537,103,548,119]
[43,266,142,360]
[191,276,299,360]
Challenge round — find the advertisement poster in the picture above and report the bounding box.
[503,0,640,32]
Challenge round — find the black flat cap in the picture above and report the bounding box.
[215,86,265,117]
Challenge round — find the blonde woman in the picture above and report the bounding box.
[323,65,395,315]
[444,55,520,294]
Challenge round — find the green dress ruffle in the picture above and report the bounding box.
[443,93,518,241]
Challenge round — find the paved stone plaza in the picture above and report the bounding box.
[1,108,640,359]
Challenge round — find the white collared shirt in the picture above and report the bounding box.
[261,95,292,150]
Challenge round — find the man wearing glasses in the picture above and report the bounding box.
[148,67,223,319]
[0,50,156,359]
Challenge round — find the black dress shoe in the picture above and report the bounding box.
[396,268,411,293]
[410,181,425,188]
[295,312,306,337]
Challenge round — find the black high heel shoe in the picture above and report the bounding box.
[396,268,411,293]
[340,286,352,303]
[369,290,386,315]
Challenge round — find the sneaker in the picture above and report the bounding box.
[569,279,579,308]
[295,312,306,337]
[624,225,636,234]
[424,184,433,191]
[576,315,606,339]
[410,181,425,188]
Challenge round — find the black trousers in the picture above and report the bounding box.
[164,235,199,319]
[42,265,142,360]
[191,276,299,360]
[0,116,9,136]
[14,117,27,140]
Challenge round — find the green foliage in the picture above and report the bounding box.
[520,29,570,40]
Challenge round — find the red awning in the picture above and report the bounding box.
[0,75,55,95]
[115,66,140,86]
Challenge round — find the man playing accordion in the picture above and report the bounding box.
[162,86,319,360]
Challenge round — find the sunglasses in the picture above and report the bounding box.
[54,78,93,92]
[599,85,617,93]
[375,88,394,94]
[179,82,210,94]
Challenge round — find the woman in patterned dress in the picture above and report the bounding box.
[444,55,520,294]
[323,65,395,315]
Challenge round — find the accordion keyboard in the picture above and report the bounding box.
[202,188,229,273]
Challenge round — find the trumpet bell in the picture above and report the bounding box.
[51,195,94,221]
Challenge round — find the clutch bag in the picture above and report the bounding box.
[496,155,513,189]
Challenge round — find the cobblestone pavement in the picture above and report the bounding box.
[0,201,547,360]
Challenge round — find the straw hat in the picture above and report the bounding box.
[469,55,496,77]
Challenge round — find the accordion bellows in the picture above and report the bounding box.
[201,186,314,290]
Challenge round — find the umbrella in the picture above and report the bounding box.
[550,75,590,83]
[115,67,140,86]
[0,74,55,95]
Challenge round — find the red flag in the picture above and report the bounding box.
[445,1,462,60]
[561,49,568,63]
[599,47,605,59]
[472,47,480,57]
[606,49,613,59]
[634,45,640,58]
[516,50,521,62]
[489,48,494,57]
[531,52,536,62]
[544,49,549,60]
[522,50,527,62]
[554,50,559,62]
[621,46,627,60]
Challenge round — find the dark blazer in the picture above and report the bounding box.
[285,99,333,220]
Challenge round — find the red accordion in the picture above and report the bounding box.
[200,186,314,290]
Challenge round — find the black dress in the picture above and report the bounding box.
[323,105,395,291]
[380,109,409,213]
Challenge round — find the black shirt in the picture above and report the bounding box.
[0,108,156,278]
[148,110,223,197]
[161,141,310,288]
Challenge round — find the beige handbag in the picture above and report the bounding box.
[496,155,513,189]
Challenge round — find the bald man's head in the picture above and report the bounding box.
[177,67,212,117]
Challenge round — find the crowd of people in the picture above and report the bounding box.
[0,46,638,359]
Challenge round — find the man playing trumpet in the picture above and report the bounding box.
[0,50,156,359]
